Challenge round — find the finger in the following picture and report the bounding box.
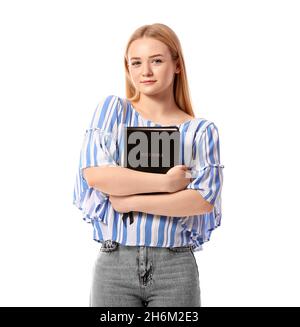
[177,164,188,170]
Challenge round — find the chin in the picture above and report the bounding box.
[140,89,161,96]
[140,84,163,93]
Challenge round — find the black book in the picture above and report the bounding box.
[122,126,180,224]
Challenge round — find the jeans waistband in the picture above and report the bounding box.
[101,240,196,251]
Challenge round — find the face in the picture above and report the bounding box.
[127,37,180,97]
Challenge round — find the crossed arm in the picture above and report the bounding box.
[113,189,214,216]
[83,166,213,216]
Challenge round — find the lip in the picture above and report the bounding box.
[141,80,156,84]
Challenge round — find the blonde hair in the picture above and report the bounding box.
[124,23,195,117]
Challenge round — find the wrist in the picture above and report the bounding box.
[161,174,172,193]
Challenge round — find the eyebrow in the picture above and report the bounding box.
[129,54,164,60]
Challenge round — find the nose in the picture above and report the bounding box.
[142,62,153,77]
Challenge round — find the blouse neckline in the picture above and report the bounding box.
[128,100,198,127]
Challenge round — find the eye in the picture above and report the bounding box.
[131,59,163,66]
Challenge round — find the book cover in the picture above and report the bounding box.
[123,126,181,224]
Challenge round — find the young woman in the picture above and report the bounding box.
[73,23,224,307]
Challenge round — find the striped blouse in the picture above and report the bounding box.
[73,95,224,252]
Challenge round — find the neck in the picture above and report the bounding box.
[135,93,178,120]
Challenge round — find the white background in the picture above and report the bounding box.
[0,0,299,307]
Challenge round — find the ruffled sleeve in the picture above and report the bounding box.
[182,121,225,250]
[72,95,120,224]
[187,122,224,206]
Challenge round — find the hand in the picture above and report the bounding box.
[166,164,192,193]
[108,195,134,213]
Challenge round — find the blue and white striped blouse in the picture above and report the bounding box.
[73,95,224,252]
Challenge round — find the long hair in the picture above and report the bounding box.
[123,23,195,117]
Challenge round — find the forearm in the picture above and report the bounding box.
[85,166,168,196]
[130,189,214,216]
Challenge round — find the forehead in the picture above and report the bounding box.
[128,38,169,59]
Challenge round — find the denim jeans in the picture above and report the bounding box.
[90,240,201,307]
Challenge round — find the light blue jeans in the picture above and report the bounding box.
[90,240,201,307]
